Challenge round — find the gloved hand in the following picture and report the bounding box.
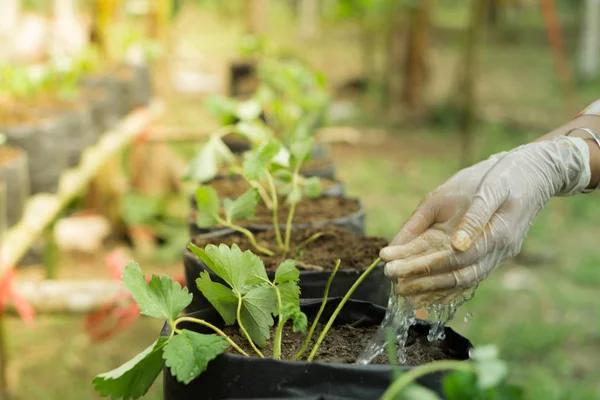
[381,136,592,307]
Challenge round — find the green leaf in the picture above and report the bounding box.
[236,100,262,121]
[240,285,277,348]
[236,121,272,143]
[122,262,192,322]
[163,330,229,384]
[204,94,238,122]
[93,336,168,400]
[303,177,323,199]
[195,271,238,325]
[120,192,164,226]
[274,260,300,284]
[278,281,301,310]
[185,136,235,183]
[399,384,442,400]
[224,188,258,223]
[443,371,478,400]
[290,137,314,164]
[281,303,307,333]
[242,152,264,181]
[258,140,282,162]
[471,346,508,390]
[195,186,220,228]
[190,244,268,293]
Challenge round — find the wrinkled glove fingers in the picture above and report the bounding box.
[380,236,431,262]
[452,186,507,252]
[384,249,456,279]
[396,263,485,296]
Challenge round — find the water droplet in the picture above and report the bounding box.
[464,312,474,323]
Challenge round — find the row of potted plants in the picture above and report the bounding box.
[0,50,152,226]
[91,56,509,399]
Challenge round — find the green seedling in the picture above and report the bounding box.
[380,345,524,400]
[93,244,382,400]
[193,135,323,256]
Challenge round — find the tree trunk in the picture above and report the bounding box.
[458,0,487,168]
[245,0,268,35]
[541,0,576,115]
[579,0,600,81]
[401,0,434,110]
[298,0,318,40]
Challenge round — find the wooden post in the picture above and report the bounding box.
[0,183,8,400]
[458,0,487,168]
[245,0,268,35]
[540,0,576,116]
[298,0,318,40]
[401,0,434,110]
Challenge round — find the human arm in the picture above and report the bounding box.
[381,103,600,306]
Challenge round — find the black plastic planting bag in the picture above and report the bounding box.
[301,160,336,180]
[1,115,68,193]
[80,73,120,129]
[162,298,473,400]
[131,64,152,107]
[189,197,365,237]
[59,105,97,167]
[0,147,30,227]
[82,87,114,135]
[183,240,388,313]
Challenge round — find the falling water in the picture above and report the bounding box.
[464,312,474,323]
[356,284,478,365]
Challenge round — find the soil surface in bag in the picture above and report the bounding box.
[198,175,343,200]
[191,196,360,227]
[162,299,472,400]
[191,225,386,270]
[224,322,462,365]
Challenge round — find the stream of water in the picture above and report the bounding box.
[356,284,478,365]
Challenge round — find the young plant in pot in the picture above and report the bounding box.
[187,135,354,237]
[93,246,479,400]
[0,63,68,193]
[184,138,387,311]
[201,55,334,179]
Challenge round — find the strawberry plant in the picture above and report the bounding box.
[93,244,382,399]
[193,136,324,256]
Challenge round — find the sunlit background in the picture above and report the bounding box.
[0,0,599,399]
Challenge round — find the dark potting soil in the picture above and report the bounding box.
[222,322,461,365]
[207,176,341,199]
[191,196,360,227]
[0,146,23,165]
[191,225,387,271]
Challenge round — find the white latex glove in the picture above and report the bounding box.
[381,136,591,306]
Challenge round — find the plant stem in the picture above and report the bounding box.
[236,297,265,358]
[293,259,341,361]
[0,313,9,399]
[174,317,250,357]
[296,232,326,252]
[265,171,284,250]
[231,165,273,210]
[284,168,301,251]
[272,284,284,360]
[220,219,275,256]
[380,360,474,400]
[284,201,296,251]
[307,257,381,361]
